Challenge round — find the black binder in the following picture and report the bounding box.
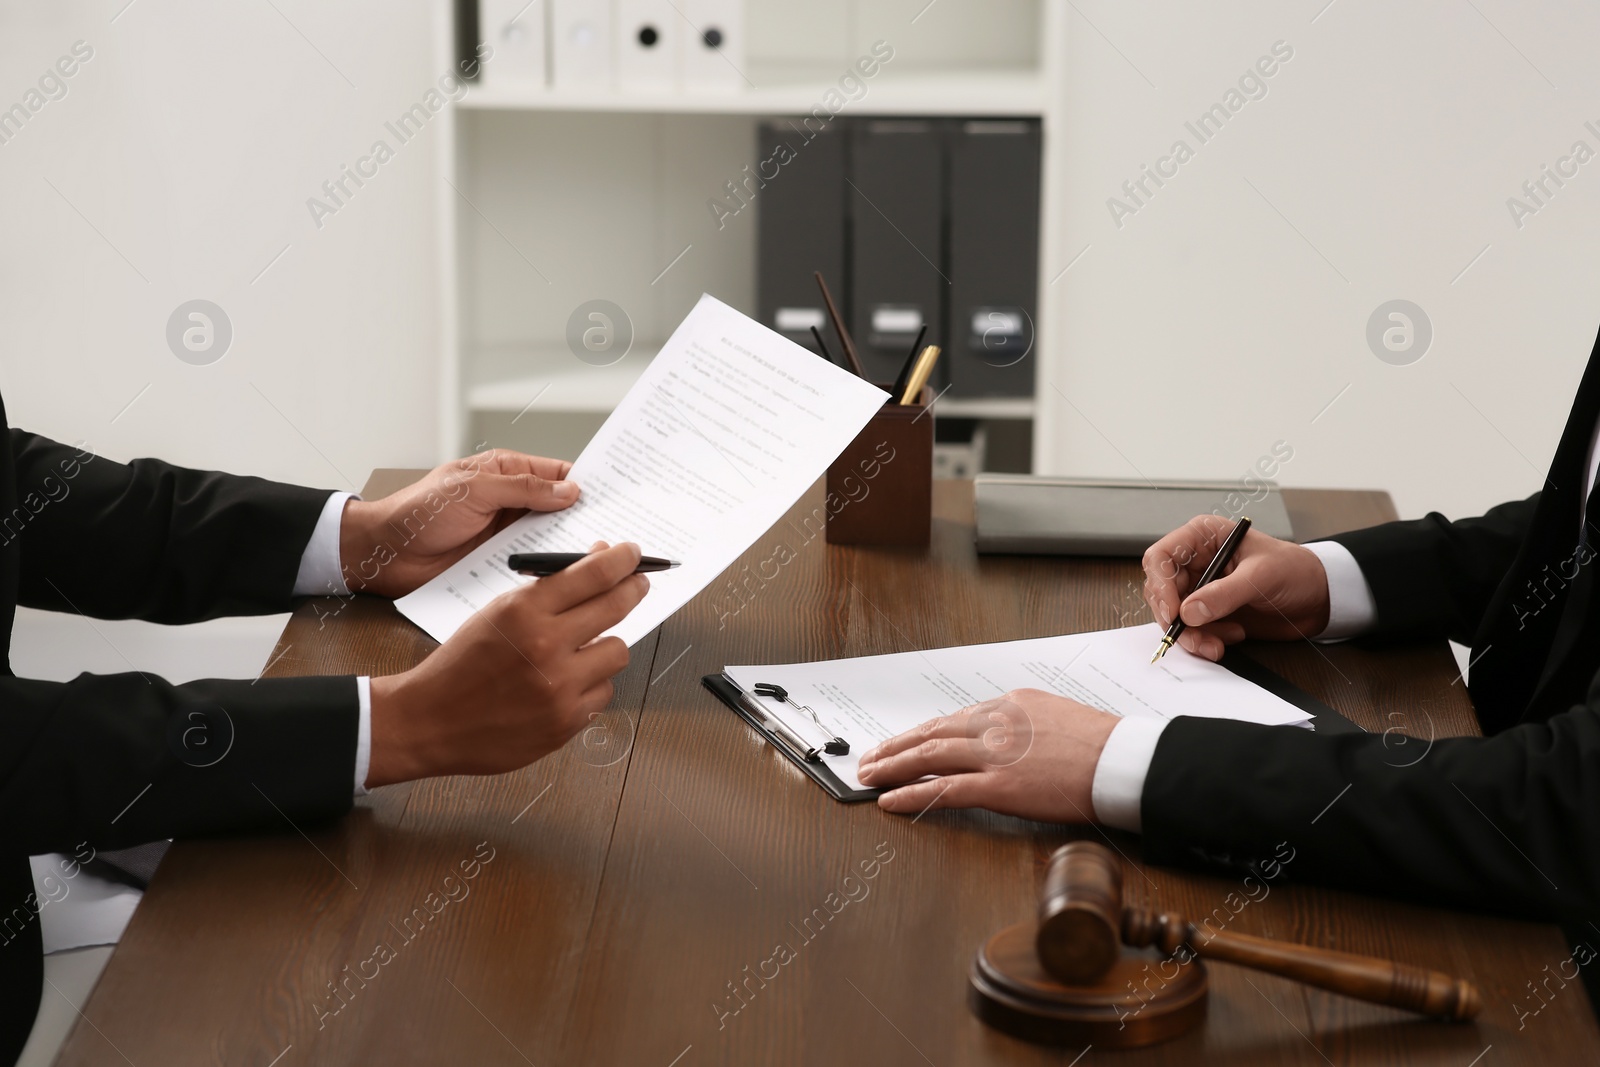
[946,119,1041,398]
[848,119,945,383]
[702,654,1357,804]
[756,119,846,355]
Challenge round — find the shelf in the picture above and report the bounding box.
[467,346,656,415]
[467,346,1037,420]
[934,396,1036,419]
[467,347,1038,421]
[460,67,1045,117]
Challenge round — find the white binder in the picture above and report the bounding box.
[616,0,678,90]
[550,0,613,87]
[479,0,547,89]
[679,0,744,92]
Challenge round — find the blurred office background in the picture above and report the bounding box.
[2,0,1599,683]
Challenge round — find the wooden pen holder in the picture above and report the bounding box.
[825,384,933,547]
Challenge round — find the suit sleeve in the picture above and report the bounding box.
[1326,494,1540,645]
[1139,706,1600,926]
[7,430,334,623]
[0,673,358,856]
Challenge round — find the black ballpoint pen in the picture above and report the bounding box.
[890,323,928,399]
[1151,516,1252,663]
[808,324,837,365]
[509,552,680,577]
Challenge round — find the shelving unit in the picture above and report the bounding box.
[432,0,1065,468]
[458,67,1047,116]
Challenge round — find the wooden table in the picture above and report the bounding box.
[57,477,1600,1065]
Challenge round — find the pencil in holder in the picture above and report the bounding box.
[825,385,934,546]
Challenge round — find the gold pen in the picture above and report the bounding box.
[899,344,941,405]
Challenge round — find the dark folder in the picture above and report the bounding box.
[756,120,845,355]
[946,119,1041,398]
[702,657,1356,804]
[848,119,946,383]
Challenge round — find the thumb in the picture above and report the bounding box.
[475,472,579,513]
[1180,564,1259,626]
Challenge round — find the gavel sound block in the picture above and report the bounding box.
[969,842,1481,1048]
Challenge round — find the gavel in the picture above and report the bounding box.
[1035,842,1480,1022]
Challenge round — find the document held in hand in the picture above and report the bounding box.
[396,295,889,646]
[722,623,1315,792]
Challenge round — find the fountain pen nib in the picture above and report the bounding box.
[1150,636,1175,663]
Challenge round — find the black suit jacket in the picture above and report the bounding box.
[1141,324,1600,928]
[0,394,359,1063]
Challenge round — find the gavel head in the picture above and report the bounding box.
[1035,841,1124,986]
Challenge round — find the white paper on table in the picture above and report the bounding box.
[724,622,1315,791]
[397,295,889,646]
[30,854,141,953]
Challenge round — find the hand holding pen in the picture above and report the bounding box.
[1142,515,1335,662]
[511,552,679,577]
[1151,517,1251,662]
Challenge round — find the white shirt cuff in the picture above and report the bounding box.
[354,675,372,796]
[292,491,357,597]
[1090,716,1171,832]
[1304,540,1377,642]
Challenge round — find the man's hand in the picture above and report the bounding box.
[855,689,1119,822]
[365,541,647,787]
[340,449,578,598]
[1142,515,1332,661]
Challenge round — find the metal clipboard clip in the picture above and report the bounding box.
[749,682,850,761]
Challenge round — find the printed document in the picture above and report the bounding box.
[397,295,889,646]
[724,623,1314,790]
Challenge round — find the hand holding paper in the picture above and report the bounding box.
[397,295,888,647]
[374,294,887,787]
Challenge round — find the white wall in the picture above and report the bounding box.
[9,0,1595,527]
[0,0,444,490]
[1040,0,1600,521]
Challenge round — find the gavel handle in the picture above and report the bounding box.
[1123,908,1481,1022]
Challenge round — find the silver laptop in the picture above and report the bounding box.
[974,475,1296,557]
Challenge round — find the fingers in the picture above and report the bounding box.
[502,451,574,483]
[573,677,616,723]
[532,542,643,614]
[1176,627,1225,661]
[1143,515,1234,583]
[1210,620,1248,645]
[875,775,984,815]
[463,447,573,483]
[545,679,618,751]
[857,706,992,768]
[1172,618,1245,660]
[1142,514,1232,623]
[857,735,989,786]
[474,471,580,513]
[858,706,1013,786]
[568,636,631,690]
[557,573,649,645]
[1178,556,1261,627]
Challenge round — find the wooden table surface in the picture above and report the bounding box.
[57,476,1600,1066]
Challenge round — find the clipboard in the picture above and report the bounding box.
[702,673,880,801]
[702,651,1360,804]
